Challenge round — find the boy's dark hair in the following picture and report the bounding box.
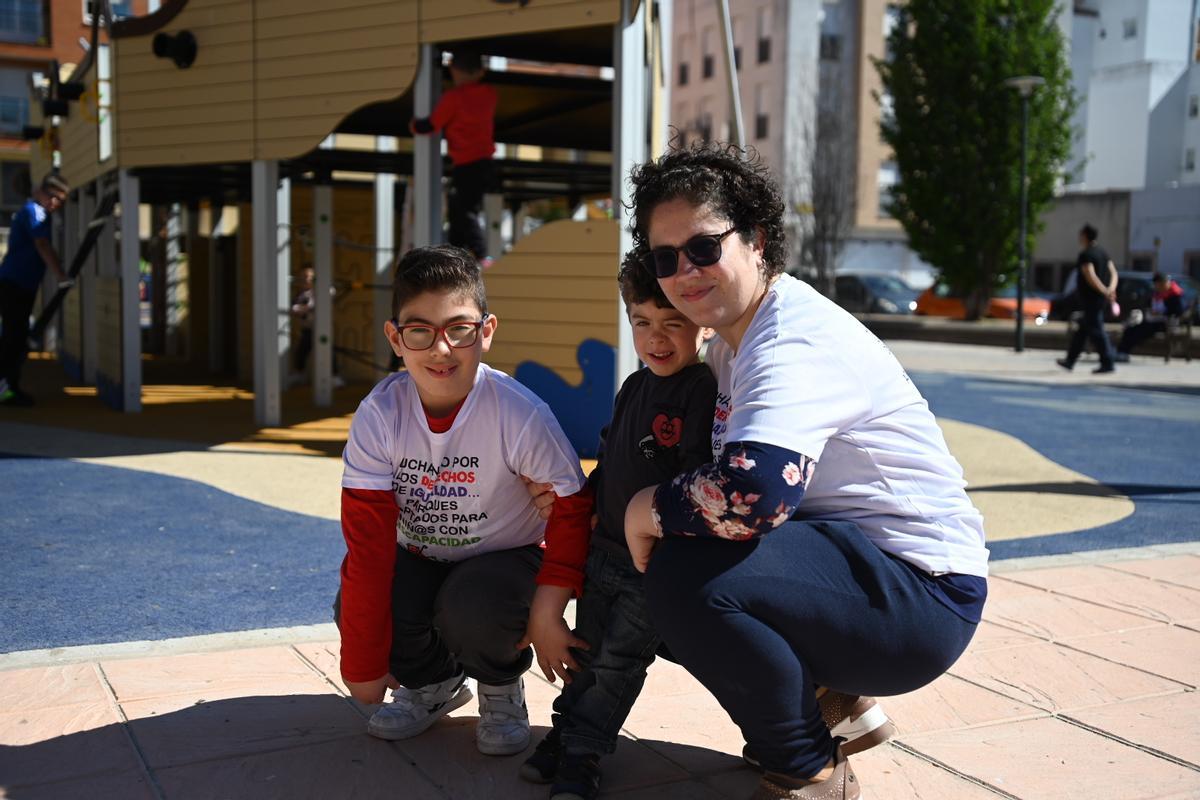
[449,48,483,73]
[41,173,69,195]
[618,249,673,309]
[628,141,787,279]
[1080,223,1098,243]
[391,245,487,319]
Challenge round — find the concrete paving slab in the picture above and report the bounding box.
[0,769,158,800]
[1102,555,1200,590]
[902,716,1200,800]
[0,702,139,789]
[1062,626,1200,688]
[1063,691,1200,770]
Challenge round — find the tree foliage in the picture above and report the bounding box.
[876,0,1074,319]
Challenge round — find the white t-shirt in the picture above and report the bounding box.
[707,275,989,577]
[342,364,586,562]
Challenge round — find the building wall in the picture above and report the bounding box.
[1031,190,1130,273]
[1183,65,1200,185]
[1129,184,1200,276]
[669,0,788,173]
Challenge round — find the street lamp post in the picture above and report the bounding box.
[1004,75,1044,353]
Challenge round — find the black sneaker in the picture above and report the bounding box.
[550,752,601,800]
[1092,364,1115,374]
[519,727,561,784]
[1055,358,1074,371]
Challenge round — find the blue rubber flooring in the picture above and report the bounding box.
[2,374,1197,653]
[0,455,342,654]
[910,372,1200,559]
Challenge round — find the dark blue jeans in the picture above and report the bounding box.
[644,521,980,779]
[553,547,661,756]
[1066,302,1116,368]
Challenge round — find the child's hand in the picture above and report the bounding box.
[517,585,589,684]
[344,673,400,705]
[521,476,556,520]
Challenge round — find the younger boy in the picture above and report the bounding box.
[517,254,717,800]
[410,49,497,260]
[338,245,592,755]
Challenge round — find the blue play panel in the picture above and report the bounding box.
[0,455,343,654]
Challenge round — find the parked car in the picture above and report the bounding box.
[1048,273,1200,323]
[915,282,1051,320]
[834,273,921,315]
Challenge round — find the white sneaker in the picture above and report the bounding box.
[366,671,472,740]
[476,678,531,755]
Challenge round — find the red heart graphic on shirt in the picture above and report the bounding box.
[652,413,683,448]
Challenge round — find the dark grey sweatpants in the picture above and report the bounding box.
[334,544,541,688]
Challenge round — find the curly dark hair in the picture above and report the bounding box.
[391,245,487,319]
[628,141,788,279]
[617,248,672,309]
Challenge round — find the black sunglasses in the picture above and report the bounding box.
[641,227,740,279]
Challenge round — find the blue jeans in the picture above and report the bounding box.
[553,547,661,756]
[644,521,980,778]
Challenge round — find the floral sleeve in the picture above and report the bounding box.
[651,441,815,540]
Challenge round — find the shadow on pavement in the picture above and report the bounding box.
[0,695,749,799]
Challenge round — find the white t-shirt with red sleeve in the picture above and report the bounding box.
[343,363,586,562]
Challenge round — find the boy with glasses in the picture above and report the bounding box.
[517,254,717,800]
[337,245,592,756]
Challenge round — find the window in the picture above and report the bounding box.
[755,84,769,139]
[820,34,841,61]
[84,0,133,22]
[1122,17,1137,39]
[678,62,689,86]
[697,99,713,142]
[877,160,898,218]
[702,28,715,79]
[756,6,771,64]
[1190,95,1198,118]
[0,0,46,45]
[0,67,32,136]
[1187,147,1196,172]
[0,96,27,136]
[879,91,895,129]
[1185,252,1200,280]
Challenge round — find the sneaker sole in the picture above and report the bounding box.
[477,729,531,756]
[830,704,896,757]
[519,761,555,784]
[741,706,896,770]
[366,685,474,740]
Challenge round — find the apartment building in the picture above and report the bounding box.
[0,0,149,229]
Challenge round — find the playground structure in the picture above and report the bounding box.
[25,0,668,452]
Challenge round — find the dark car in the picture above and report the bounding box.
[1050,272,1200,323]
[834,273,920,315]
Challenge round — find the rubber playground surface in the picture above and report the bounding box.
[1,341,1198,798]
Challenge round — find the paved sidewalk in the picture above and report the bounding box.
[2,546,1199,799]
[2,342,1198,798]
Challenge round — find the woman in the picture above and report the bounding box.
[622,144,989,799]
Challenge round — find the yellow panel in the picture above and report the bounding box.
[115,85,254,113]
[118,63,252,94]
[119,41,254,75]
[120,142,255,167]
[254,47,410,82]
[120,121,260,149]
[483,219,619,384]
[421,0,618,43]
[253,25,416,60]
[119,101,254,129]
[254,3,414,37]
[256,90,405,121]
[255,69,408,101]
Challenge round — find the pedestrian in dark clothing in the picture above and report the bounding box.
[1115,273,1186,361]
[0,174,70,406]
[410,49,497,261]
[1058,223,1118,374]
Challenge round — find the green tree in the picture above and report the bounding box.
[876,0,1075,319]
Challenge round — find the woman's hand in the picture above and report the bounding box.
[516,585,590,683]
[624,486,663,573]
[344,673,400,705]
[522,476,556,520]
